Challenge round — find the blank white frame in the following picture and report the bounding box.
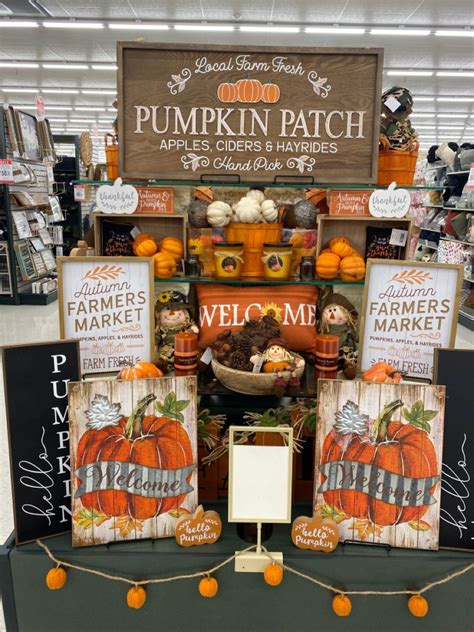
[228,426,293,524]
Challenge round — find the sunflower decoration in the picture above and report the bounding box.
[157,290,172,304]
[260,302,283,322]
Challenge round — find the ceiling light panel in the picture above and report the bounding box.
[109,23,169,30]
[42,89,80,94]
[91,65,118,71]
[436,71,474,77]
[370,28,430,36]
[240,26,299,33]
[43,21,104,29]
[0,21,38,28]
[387,70,433,76]
[0,62,39,68]
[176,24,234,31]
[435,30,474,37]
[42,63,89,69]
[81,90,117,95]
[304,27,365,34]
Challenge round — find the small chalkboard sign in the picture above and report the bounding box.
[2,340,81,544]
[434,348,474,551]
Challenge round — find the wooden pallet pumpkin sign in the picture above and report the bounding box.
[314,379,445,550]
[69,376,198,547]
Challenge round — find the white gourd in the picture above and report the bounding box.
[246,189,265,205]
[233,197,262,223]
[206,200,232,227]
[261,199,278,223]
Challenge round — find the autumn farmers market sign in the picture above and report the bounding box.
[359,260,464,380]
[58,257,154,375]
[118,43,384,183]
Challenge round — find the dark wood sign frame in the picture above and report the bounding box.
[118,42,384,184]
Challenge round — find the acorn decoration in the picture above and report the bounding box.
[188,199,210,228]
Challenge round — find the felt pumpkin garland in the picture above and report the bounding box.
[38,539,473,616]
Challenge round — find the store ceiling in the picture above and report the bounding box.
[0,0,473,149]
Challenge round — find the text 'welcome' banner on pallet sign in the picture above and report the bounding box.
[118,43,384,184]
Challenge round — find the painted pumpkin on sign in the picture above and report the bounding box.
[75,393,194,520]
[236,78,263,103]
[319,399,439,527]
[261,83,281,103]
[217,82,238,103]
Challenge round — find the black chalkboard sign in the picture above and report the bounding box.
[2,341,80,544]
[434,348,474,551]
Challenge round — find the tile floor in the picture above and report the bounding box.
[0,302,473,629]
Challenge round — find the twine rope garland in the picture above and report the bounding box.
[37,539,474,596]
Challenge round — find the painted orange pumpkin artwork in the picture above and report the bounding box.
[314,380,445,550]
[69,377,198,546]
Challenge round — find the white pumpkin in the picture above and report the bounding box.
[233,197,262,223]
[206,200,232,227]
[246,189,265,205]
[96,177,138,214]
[261,199,278,223]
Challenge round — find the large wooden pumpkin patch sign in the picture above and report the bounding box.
[314,379,445,550]
[118,43,383,183]
[69,376,198,547]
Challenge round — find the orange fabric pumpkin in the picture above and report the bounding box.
[127,586,146,609]
[261,83,280,103]
[236,78,263,103]
[263,563,283,586]
[199,576,219,598]
[408,595,428,617]
[329,236,349,248]
[316,252,340,279]
[217,82,238,103]
[118,361,164,380]
[362,361,401,384]
[332,594,352,616]
[330,240,353,258]
[132,233,158,257]
[153,251,177,279]
[46,567,67,590]
[159,236,184,263]
[340,255,365,282]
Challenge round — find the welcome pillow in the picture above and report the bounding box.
[196,284,319,353]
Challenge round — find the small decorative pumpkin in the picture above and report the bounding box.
[316,252,341,279]
[118,361,164,380]
[127,586,146,610]
[362,361,401,384]
[207,200,233,227]
[340,255,366,282]
[408,594,428,618]
[233,197,262,224]
[236,78,263,103]
[195,186,213,203]
[188,199,210,227]
[159,236,184,263]
[246,189,265,205]
[329,236,350,248]
[263,563,283,586]
[330,239,353,258]
[46,566,67,590]
[261,82,280,104]
[153,251,177,279]
[198,576,219,598]
[132,233,158,257]
[217,82,238,103]
[332,594,352,617]
[261,199,278,223]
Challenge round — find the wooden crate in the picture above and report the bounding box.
[93,212,187,256]
[316,216,413,260]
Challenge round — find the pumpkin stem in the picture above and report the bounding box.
[125,393,157,439]
[371,399,404,443]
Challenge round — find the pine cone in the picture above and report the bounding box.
[234,335,252,356]
[250,334,267,352]
[229,350,249,371]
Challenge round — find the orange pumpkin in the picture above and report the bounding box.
[263,563,283,586]
[217,82,238,103]
[261,83,280,103]
[153,251,177,279]
[132,233,158,257]
[198,576,219,598]
[236,78,263,103]
[118,361,164,381]
[46,567,67,590]
[332,594,352,617]
[159,236,184,263]
[195,186,213,203]
[340,255,365,282]
[330,240,353,258]
[362,361,401,384]
[76,393,194,520]
[127,586,146,609]
[320,399,438,526]
[316,251,340,279]
[329,236,349,248]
